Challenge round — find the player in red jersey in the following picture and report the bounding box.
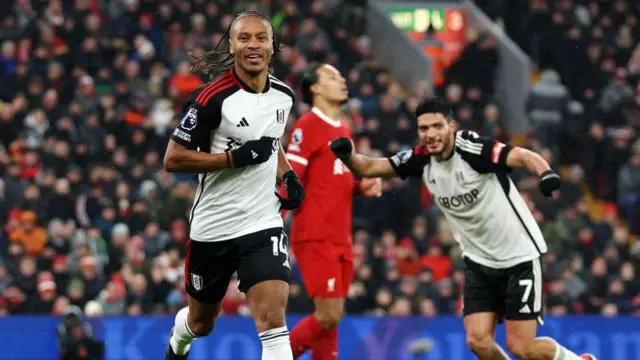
[284,64,382,360]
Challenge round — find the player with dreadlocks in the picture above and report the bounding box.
[164,11,302,360]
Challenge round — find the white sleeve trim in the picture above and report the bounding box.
[286,153,308,166]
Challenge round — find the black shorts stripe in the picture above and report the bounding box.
[496,173,543,255]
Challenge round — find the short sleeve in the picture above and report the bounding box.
[170,102,220,151]
[388,146,430,179]
[454,130,513,173]
[285,121,321,167]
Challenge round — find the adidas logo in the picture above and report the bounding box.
[251,150,258,159]
[237,117,249,127]
[519,304,531,314]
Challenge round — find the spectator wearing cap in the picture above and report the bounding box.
[75,75,98,115]
[78,256,104,303]
[52,255,70,294]
[56,304,105,360]
[96,279,127,316]
[31,271,58,314]
[103,223,129,276]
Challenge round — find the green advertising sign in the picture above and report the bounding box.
[388,7,446,32]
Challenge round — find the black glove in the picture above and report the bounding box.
[230,137,276,168]
[277,170,305,210]
[329,137,353,160]
[539,170,561,197]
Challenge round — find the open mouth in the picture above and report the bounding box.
[426,142,441,151]
[245,53,263,65]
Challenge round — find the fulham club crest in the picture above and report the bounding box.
[191,273,203,291]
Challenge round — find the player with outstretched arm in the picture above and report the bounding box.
[163,11,304,360]
[329,97,596,360]
[284,63,382,360]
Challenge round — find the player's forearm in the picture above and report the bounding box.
[346,154,379,177]
[277,144,293,186]
[508,147,551,176]
[164,148,230,173]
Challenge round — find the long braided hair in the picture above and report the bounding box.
[191,11,282,80]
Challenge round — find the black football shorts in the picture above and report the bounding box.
[184,227,291,304]
[462,257,544,323]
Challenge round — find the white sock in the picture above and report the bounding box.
[495,343,512,359]
[170,307,197,355]
[259,326,293,360]
[538,337,583,360]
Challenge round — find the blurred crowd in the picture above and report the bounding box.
[0,0,638,324]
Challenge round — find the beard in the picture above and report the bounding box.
[427,132,453,157]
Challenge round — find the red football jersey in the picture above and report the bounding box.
[285,107,358,246]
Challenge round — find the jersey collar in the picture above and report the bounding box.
[311,107,341,127]
[231,68,271,93]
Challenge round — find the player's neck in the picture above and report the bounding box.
[234,66,268,93]
[313,100,341,122]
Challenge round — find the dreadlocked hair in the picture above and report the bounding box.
[191,10,283,80]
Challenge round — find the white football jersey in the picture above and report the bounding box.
[389,130,547,269]
[170,69,294,242]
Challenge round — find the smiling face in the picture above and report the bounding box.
[417,112,456,156]
[229,15,273,76]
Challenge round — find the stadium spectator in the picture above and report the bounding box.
[526,70,570,153]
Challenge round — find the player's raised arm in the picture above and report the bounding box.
[455,130,561,197]
[329,137,395,178]
[505,147,552,176]
[330,137,428,179]
[505,146,561,197]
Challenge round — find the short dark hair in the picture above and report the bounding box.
[415,97,453,119]
[300,63,323,105]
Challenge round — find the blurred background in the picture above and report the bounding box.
[0,0,639,359]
